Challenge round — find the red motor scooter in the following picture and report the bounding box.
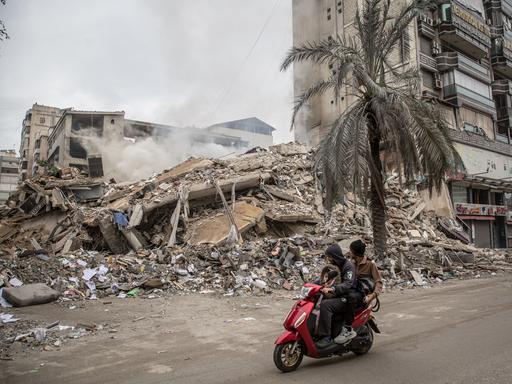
[273,282,380,372]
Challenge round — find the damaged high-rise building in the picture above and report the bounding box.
[292,0,512,248]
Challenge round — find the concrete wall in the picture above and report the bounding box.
[454,142,512,179]
[419,182,455,218]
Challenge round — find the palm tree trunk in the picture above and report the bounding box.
[368,121,387,258]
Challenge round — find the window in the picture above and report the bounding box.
[71,114,104,136]
[69,138,88,159]
[422,70,434,88]
[454,70,491,98]
[400,30,410,62]
[40,117,45,124]
[111,119,115,124]
[0,167,18,174]
[452,185,468,203]
[420,36,432,55]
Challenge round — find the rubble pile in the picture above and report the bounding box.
[0,142,511,304]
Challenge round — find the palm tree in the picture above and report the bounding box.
[281,0,461,257]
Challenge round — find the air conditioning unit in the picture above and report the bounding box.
[434,74,442,89]
[432,42,441,55]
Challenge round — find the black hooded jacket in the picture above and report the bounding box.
[325,244,357,297]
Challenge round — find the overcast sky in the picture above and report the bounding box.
[0,0,293,152]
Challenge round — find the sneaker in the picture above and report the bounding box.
[334,327,357,344]
[316,336,333,349]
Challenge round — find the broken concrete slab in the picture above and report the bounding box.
[2,283,60,307]
[128,204,144,228]
[263,185,296,202]
[143,172,271,214]
[186,203,265,245]
[270,142,308,156]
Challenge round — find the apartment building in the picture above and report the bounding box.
[19,104,64,180]
[293,0,512,248]
[0,150,19,203]
[46,109,275,178]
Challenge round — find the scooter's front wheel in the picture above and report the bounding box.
[273,341,304,372]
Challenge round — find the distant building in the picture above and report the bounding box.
[46,109,272,176]
[19,104,65,180]
[206,117,275,149]
[0,150,20,203]
[47,110,126,172]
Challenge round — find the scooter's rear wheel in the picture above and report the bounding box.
[351,324,373,355]
[273,341,304,372]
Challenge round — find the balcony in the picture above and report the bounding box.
[492,79,512,95]
[419,52,437,72]
[454,202,508,217]
[491,38,512,77]
[436,52,491,83]
[449,129,512,156]
[442,84,496,116]
[438,3,491,59]
[418,14,435,39]
[483,0,512,21]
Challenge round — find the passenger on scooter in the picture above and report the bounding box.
[349,240,383,305]
[316,244,358,348]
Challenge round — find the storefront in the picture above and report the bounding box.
[450,179,510,248]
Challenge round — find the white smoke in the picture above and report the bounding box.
[79,129,236,182]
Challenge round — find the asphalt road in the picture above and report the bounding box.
[2,276,512,384]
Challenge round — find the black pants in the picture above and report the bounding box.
[317,291,363,338]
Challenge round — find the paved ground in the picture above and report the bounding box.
[2,276,512,384]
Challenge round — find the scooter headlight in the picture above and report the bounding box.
[299,286,313,299]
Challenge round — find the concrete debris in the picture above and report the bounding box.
[2,283,60,307]
[0,142,510,302]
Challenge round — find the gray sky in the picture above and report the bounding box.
[0,0,293,152]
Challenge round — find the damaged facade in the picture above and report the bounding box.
[292,0,512,248]
[0,150,19,203]
[19,104,65,180]
[31,107,276,179]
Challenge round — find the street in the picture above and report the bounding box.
[2,276,512,384]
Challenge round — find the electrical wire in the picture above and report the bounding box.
[207,0,282,123]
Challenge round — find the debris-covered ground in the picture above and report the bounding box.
[1,142,511,359]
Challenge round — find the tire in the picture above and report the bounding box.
[273,341,304,372]
[351,324,373,355]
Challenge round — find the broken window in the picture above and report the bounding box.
[71,114,104,136]
[69,138,88,159]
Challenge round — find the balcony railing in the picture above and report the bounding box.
[483,0,512,18]
[439,3,491,59]
[442,84,496,115]
[418,14,435,39]
[454,202,508,216]
[436,52,491,83]
[419,52,437,71]
[491,39,512,77]
[449,129,512,156]
[492,79,512,95]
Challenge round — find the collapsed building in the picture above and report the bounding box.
[19,103,275,183]
[0,143,510,306]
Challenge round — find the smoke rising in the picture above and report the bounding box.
[80,130,234,182]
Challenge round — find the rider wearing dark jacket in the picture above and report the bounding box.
[316,244,357,348]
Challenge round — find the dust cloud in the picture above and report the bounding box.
[81,130,235,182]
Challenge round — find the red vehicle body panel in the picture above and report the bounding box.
[275,283,373,358]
